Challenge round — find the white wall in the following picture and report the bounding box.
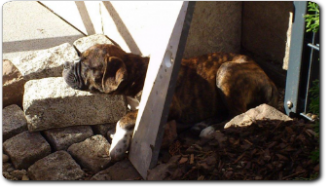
[40,1,183,56]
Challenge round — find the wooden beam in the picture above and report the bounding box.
[128,2,195,180]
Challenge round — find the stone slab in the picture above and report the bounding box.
[23,77,127,131]
[27,150,84,180]
[3,59,27,108]
[73,34,116,54]
[43,126,94,151]
[11,43,79,80]
[224,104,293,132]
[67,135,111,173]
[3,104,27,141]
[3,131,51,169]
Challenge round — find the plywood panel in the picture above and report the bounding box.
[128,2,195,179]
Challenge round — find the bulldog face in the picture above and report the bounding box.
[62,44,127,94]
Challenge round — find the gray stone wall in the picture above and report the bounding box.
[184,1,242,58]
[241,1,293,65]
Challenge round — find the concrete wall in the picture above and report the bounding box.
[241,1,293,87]
[183,1,242,58]
[241,1,294,65]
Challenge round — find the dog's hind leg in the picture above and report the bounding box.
[109,110,138,162]
[201,60,279,139]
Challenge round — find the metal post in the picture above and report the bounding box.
[284,1,307,116]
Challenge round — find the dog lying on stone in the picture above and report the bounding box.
[62,44,278,162]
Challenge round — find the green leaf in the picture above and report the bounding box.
[305,2,319,33]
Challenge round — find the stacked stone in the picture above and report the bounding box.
[2,34,137,181]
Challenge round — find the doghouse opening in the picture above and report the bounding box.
[183,2,293,88]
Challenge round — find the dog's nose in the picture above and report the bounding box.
[109,148,126,162]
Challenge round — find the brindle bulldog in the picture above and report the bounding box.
[62,44,278,161]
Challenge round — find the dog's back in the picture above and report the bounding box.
[169,52,278,123]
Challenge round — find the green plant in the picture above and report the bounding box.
[305,2,320,176]
[305,2,319,33]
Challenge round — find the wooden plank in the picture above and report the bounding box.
[128,2,195,179]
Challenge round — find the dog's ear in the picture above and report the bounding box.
[102,56,127,94]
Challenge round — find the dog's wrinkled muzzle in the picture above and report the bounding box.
[62,61,86,90]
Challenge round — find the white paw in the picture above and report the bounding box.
[199,126,215,139]
[109,124,132,161]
